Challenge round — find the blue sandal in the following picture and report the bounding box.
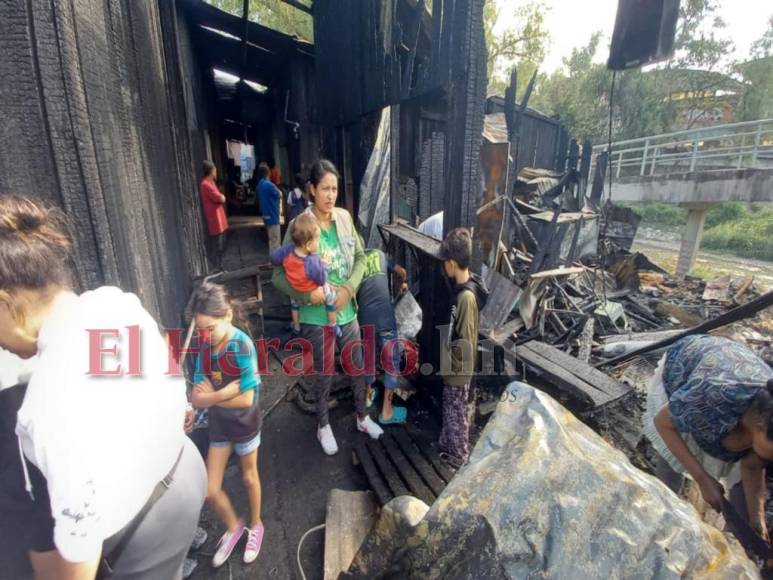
[379,406,408,425]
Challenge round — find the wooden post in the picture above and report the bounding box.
[443,0,487,237]
[390,105,401,224]
[589,151,608,209]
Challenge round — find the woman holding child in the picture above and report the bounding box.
[272,159,383,455]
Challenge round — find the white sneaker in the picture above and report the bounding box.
[317,424,339,455]
[357,415,384,440]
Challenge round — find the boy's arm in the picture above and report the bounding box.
[270,244,294,266]
[451,291,478,384]
[455,291,478,346]
[305,254,329,287]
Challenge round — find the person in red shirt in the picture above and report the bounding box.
[268,158,281,187]
[200,160,229,270]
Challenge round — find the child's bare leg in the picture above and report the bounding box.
[290,300,301,332]
[207,445,241,532]
[323,284,340,336]
[239,449,262,527]
[382,389,394,420]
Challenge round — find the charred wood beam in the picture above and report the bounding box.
[541,170,576,202]
[401,0,425,99]
[505,196,540,251]
[279,0,312,15]
[514,69,537,138]
[443,0,487,235]
[597,290,773,369]
[589,151,608,209]
[238,0,250,140]
[183,0,312,52]
[528,202,561,274]
[390,106,401,223]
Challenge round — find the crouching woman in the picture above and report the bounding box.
[643,334,773,539]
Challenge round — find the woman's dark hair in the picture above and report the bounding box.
[294,172,305,188]
[308,159,340,187]
[202,160,215,178]
[0,195,73,292]
[186,281,249,333]
[749,379,773,440]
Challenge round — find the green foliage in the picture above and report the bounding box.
[484,1,550,96]
[704,202,747,228]
[529,0,764,142]
[702,209,773,261]
[738,16,773,120]
[530,33,676,142]
[627,203,687,227]
[206,0,313,42]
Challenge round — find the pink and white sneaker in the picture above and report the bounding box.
[243,523,264,563]
[212,522,245,568]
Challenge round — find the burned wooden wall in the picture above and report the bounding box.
[0,0,206,326]
[314,0,487,232]
[486,95,566,172]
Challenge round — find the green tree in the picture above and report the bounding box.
[207,0,313,42]
[662,0,737,128]
[484,1,550,95]
[531,0,746,142]
[738,16,773,120]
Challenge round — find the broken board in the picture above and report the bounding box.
[480,270,523,334]
[515,340,631,408]
[324,490,378,580]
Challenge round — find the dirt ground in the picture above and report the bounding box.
[633,229,773,290]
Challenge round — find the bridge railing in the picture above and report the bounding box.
[591,118,773,180]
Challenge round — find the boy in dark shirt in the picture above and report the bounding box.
[438,228,487,466]
[357,249,408,424]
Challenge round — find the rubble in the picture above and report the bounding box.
[345,383,760,580]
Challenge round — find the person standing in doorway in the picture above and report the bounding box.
[200,160,229,271]
[268,157,281,187]
[258,162,282,255]
[287,173,307,222]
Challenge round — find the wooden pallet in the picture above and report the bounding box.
[354,427,453,506]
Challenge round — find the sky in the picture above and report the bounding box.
[496,0,773,74]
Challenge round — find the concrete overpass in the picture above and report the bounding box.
[590,118,773,277]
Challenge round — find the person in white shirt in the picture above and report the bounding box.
[286,173,308,222]
[417,210,444,241]
[0,195,206,579]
